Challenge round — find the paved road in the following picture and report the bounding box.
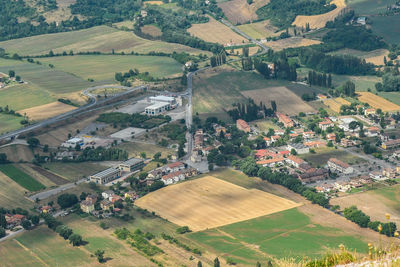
[28,178,87,201]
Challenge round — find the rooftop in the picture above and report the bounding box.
[120,158,144,166]
[146,101,170,109]
[328,158,350,169]
[150,95,175,102]
[91,168,120,179]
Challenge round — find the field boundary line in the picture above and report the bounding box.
[14,239,50,267]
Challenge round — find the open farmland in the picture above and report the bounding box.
[0,26,208,56]
[324,97,351,113]
[0,172,33,209]
[241,87,315,115]
[18,101,77,121]
[292,0,347,29]
[135,176,301,231]
[370,15,400,44]
[39,55,183,80]
[237,20,279,40]
[329,48,390,66]
[188,16,247,46]
[0,145,35,163]
[42,162,105,182]
[266,37,321,51]
[299,147,366,167]
[118,141,174,159]
[141,25,162,37]
[0,114,24,134]
[218,0,270,24]
[347,0,394,15]
[0,164,45,191]
[190,208,367,262]
[357,91,400,112]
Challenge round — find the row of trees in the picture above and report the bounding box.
[43,213,84,246]
[227,99,275,122]
[308,70,332,88]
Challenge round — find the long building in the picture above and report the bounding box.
[382,139,400,150]
[118,158,145,172]
[327,158,353,174]
[145,102,171,116]
[276,112,294,128]
[90,168,121,185]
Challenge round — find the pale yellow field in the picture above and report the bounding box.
[188,16,248,46]
[324,97,350,113]
[357,92,400,112]
[266,37,321,51]
[18,101,77,121]
[0,172,33,209]
[228,46,260,56]
[135,176,301,231]
[141,25,162,37]
[237,20,279,40]
[292,0,346,29]
[144,0,163,5]
[218,0,270,24]
[241,86,316,115]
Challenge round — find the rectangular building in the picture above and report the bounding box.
[382,139,400,150]
[90,168,121,184]
[118,158,145,172]
[287,143,310,154]
[149,95,176,105]
[276,112,294,128]
[145,102,171,116]
[327,158,353,174]
[236,119,250,132]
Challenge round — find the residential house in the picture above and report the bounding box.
[366,126,380,137]
[110,195,123,203]
[271,135,281,143]
[364,108,376,116]
[194,129,204,148]
[381,133,390,142]
[264,137,271,146]
[100,200,114,211]
[299,163,313,173]
[370,171,384,180]
[102,190,114,200]
[286,155,305,168]
[161,171,185,185]
[256,157,285,167]
[124,191,139,200]
[276,112,294,128]
[80,199,95,213]
[304,140,327,148]
[382,139,400,150]
[383,168,398,179]
[326,133,336,142]
[166,162,186,172]
[317,94,327,100]
[5,214,26,228]
[255,149,276,160]
[302,131,315,139]
[327,158,353,174]
[334,181,352,192]
[341,138,356,147]
[236,119,250,133]
[298,168,329,183]
[275,129,285,136]
[319,118,334,131]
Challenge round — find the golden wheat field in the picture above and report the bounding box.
[266,37,321,51]
[218,0,270,24]
[324,97,350,113]
[135,176,301,231]
[188,16,248,46]
[18,101,77,121]
[292,0,346,29]
[357,92,400,112]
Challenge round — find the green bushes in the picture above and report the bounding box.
[97,112,171,129]
[115,228,163,256]
[161,233,202,255]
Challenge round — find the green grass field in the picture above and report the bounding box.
[0,25,208,56]
[39,55,183,81]
[0,164,45,191]
[371,15,400,44]
[42,162,106,182]
[347,0,394,15]
[0,114,24,134]
[189,208,367,263]
[299,147,366,167]
[117,141,175,159]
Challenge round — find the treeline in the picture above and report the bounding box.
[97,112,171,129]
[210,53,227,67]
[161,233,202,255]
[74,147,128,162]
[299,48,375,75]
[234,157,329,207]
[256,0,336,28]
[249,53,297,81]
[43,213,85,246]
[115,228,163,256]
[228,98,275,122]
[308,70,332,88]
[344,206,397,237]
[376,72,400,92]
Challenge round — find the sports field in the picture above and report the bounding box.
[39,55,183,80]
[237,20,279,39]
[218,0,270,24]
[292,0,346,29]
[0,164,45,191]
[324,97,351,113]
[241,86,315,115]
[0,26,207,56]
[18,101,77,121]
[188,16,247,46]
[299,147,366,167]
[357,91,400,112]
[266,37,321,51]
[135,176,301,231]
[189,207,367,262]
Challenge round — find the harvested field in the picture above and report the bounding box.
[30,165,69,185]
[324,97,351,113]
[218,0,270,24]
[0,172,33,209]
[144,0,163,4]
[241,87,315,115]
[42,162,105,182]
[0,164,45,191]
[188,16,248,46]
[0,145,35,162]
[266,37,321,51]
[18,101,77,121]
[135,176,301,231]
[292,0,347,29]
[357,91,400,112]
[141,25,162,37]
[330,48,390,66]
[228,46,260,56]
[237,20,279,39]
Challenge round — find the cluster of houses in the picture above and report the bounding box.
[316,176,374,194]
[370,165,400,181]
[147,161,198,185]
[3,214,26,229]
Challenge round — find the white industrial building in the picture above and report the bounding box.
[145,102,171,115]
[149,95,176,105]
[90,168,121,184]
[62,137,84,148]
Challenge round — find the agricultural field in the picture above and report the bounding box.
[188,16,247,46]
[40,0,82,23]
[237,20,279,40]
[117,141,175,159]
[42,162,106,182]
[0,172,33,209]
[135,176,301,231]
[18,101,77,121]
[292,0,347,29]
[189,207,367,262]
[266,37,321,51]
[331,184,400,226]
[370,15,400,44]
[0,113,24,134]
[39,54,183,81]
[329,48,390,66]
[357,91,400,112]
[113,20,135,30]
[251,119,281,131]
[218,0,270,24]
[0,145,35,163]
[0,26,208,56]
[141,25,162,37]
[0,164,45,191]
[299,147,366,167]
[241,86,316,115]
[347,0,394,15]
[324,97,351,113]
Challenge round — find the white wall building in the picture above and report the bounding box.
[145,102,171,116]
[149,95,176,105]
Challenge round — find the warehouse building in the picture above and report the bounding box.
[90,168,121,185]
[149,95,176,105]
[118,158,145,172]
[145,102,171,115]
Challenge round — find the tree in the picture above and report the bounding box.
[8,70,15,78]
[140,152,146,159]
[0,214,6,228]
[178,143,185,158]
[0,227,5,238]
[197,261,203,267]
[31,215,40,226]
[95,250,105,263]
[21,220,31,230]
[57,193,78,209]
[56,225,73,239]
[15,75,21,82]
[27,137,40,148]
[69,234,83,246]
[208,163,214,171]
[0,153,7,164]
[214,257,220,267]
[271,100,277,112]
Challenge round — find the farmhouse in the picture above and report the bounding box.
[80,199,95,213]
[5,214,26,228]
[286,155,305,168]
[118,158,145,172]
[327,158,353,174]
[145,102,171,116]
[90,168,121,185]
[236,119,250,132]
[276,112,294,127]
[382,139,400,150]
[287,143,309,154]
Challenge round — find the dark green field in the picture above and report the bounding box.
[347,0,394,15]
[0,164,45,191]
[371,15,400,44]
